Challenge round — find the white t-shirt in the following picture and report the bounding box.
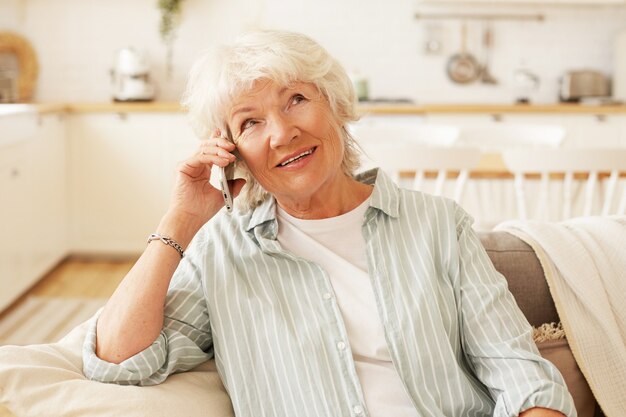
[276,200,419,417]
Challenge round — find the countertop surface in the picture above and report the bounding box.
[4,102,626,115]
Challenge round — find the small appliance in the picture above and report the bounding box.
[111,47,155,102]
[559,70,610,103]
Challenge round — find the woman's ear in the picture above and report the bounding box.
[230,178,247,199]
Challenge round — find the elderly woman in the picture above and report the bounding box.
[83,30,575,417]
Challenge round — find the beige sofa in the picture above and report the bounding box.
[0,231,600,417]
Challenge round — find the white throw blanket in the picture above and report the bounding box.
[496,216,626,417]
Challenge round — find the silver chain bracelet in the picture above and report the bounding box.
[147,233,185,258]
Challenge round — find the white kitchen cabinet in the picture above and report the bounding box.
[0,113,68,311]
[67,113,199,255]
[160,115,202,197]
[0,138,27,311]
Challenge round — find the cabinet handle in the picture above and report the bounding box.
[10,168,20,178]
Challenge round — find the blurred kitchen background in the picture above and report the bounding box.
[2,0,626,103]
[1,0,626,335]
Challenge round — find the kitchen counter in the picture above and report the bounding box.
[358,103,626,115]
[4,102,626,115]
[0,103,66,116]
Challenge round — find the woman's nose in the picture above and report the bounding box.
[268,114,299,148]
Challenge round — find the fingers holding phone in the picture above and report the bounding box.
[202,132,245,213]
[167,131,243,224]
[198,136,236,168]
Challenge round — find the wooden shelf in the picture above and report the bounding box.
[357,103,626,115]
[4,102,626,116]
[66,102,184,113]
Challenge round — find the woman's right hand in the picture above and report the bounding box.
[97,132,246,364]
[161,132,246,240]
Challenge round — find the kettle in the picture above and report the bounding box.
[111,47,155,102]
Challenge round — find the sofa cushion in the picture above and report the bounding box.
[0,319,235,417]
[478,231,559,327]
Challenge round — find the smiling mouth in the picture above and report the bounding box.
[277,147,317,167]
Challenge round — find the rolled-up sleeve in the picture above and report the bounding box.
[82,234,213,386]
[454,208,576,417]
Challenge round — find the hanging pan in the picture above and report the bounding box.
[446,22,481,84]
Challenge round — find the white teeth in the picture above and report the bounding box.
[279,149,313,166]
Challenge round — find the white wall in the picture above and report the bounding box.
[3,0,626,104]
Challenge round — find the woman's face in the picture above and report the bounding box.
[227,79,346,205]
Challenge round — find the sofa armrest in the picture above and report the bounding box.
[479,231,560,328]
[0,318,234,417]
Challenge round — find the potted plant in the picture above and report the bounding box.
[157,0,184,78]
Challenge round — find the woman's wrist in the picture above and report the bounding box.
[156,211,206,250]
[519,407,566,417]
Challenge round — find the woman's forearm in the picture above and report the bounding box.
[95,212,203,364]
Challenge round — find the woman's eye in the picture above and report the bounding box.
[241,119,257,131]
[291,94,306,105]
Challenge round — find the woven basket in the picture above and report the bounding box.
[0,31,39,101]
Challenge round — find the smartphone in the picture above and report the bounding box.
[220,163,235,213]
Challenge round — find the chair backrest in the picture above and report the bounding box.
[457,124,566,151]
[501,148,626,220]
[349,123,460,147]
[360,143,482,203]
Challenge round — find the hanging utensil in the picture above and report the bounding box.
[480,22,498,85]
[446,21,481,85]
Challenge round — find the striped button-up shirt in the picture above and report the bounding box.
[83,169,575,417]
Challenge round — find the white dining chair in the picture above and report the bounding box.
[349,122,462,175]
[455,123,567,228]
[360,143,482,204]
[457,124,566,151]
[501,148,626,221]
[349,123,460,147]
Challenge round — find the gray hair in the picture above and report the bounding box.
[181,30,362,212]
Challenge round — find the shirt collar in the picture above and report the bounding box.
[245,168,401,233]
[357,168,400,219]
[246,195,277,233]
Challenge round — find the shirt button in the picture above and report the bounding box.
[322,292,332,300]
[353,405,364,415]
[337,341,346,351]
